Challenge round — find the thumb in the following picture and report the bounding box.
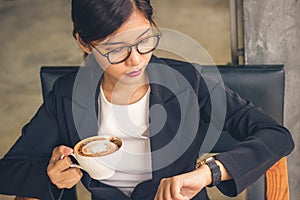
[61,146,73,156]
[50,145,73,163]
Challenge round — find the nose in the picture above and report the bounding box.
[125,47,142,67]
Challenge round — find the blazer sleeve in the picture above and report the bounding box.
[0,80,64,199]
[197,72,295,197]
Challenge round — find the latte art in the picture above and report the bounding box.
[77,137,122,157]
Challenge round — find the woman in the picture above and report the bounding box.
[0,0,294,199]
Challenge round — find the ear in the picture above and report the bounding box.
[75,33,91,54]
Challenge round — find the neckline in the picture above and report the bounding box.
[99,85,150,107]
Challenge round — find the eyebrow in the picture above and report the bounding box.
[102,28,151,46]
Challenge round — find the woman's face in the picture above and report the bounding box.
[90,11,154,87]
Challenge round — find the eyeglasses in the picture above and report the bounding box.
[89,22,162,64]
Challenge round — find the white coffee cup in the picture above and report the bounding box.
[70,135,123,180]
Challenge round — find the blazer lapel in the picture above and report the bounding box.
[62,64,102,146]
[63,97,99,146]
[147,56,195,181]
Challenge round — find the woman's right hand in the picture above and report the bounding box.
[47,145,83,189]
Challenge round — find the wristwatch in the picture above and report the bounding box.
[199,157,221,187]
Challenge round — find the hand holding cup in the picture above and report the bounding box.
[47,146,83,189]
[47,135,122,187]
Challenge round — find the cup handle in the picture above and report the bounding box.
[69,153,85,171]
[69,163,84,170]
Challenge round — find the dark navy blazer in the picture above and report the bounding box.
[0,56,294,200]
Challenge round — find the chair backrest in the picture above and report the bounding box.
[40,66,79,100]
[40,65,287,200]
[200,65,285,200]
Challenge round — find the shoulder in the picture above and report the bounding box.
[152,56,201,82]
[159,57,197,72]
[52,70,78,98]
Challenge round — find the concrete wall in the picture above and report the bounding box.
[243,0,300,199]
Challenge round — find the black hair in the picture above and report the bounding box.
[71,0,153,43]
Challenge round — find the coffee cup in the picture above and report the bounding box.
[70,135,123,180]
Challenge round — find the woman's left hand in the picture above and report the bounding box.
[154,166,212,200]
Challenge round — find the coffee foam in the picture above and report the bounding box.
[77,137,121,157]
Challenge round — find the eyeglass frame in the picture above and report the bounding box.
[89,21,162,65]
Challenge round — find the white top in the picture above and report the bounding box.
[98,86,152,196]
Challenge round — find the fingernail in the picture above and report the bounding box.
[64,147,73,155]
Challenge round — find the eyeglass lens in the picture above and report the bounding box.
[108,36,159,64]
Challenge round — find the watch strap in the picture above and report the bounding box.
[204,157,222,187]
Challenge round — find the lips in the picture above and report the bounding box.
[126,68,143,77]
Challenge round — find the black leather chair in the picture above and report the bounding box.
[39,64,286,200]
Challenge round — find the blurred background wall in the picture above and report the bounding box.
[0,0,298,199]
[243,0,300,199]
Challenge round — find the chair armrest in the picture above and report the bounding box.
[266,157,290,200]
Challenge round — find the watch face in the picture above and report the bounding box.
[206,157,215,163]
